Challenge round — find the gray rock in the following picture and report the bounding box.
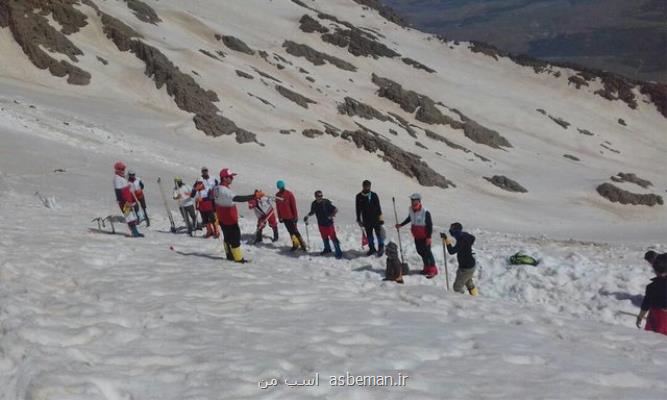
[611,172,652,188]
[597,183,662,206]
[402,57,435,73]
[299,14,329,33]
[236,70,254,79]
[462,120,512,149]
[302,129,324,138]
[276,85,316,108]
[341,130,454,188]
[563,154,580,161]
[424,130,471,153]
[338,97,389,120]
[283,41,357,72]
[484,175,527,193]
[123,0,161,24]
[216,34,255,55]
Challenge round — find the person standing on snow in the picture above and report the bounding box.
[443,222,478,296]
[305,190,343,259]
[248,190,279,243]
[213,168,255,263]
[395,193,438,278]
[192,167,218,239]
[112,161,143,237]
[355,180,385,256]
[637,253,667,336]
[128,170,149,227]
[275,180,307,251]
[173,177,197,236]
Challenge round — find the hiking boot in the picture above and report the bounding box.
[272,227,279,242]
[468,287,479,296]
[377,244,384,257]
[320,248,332,255]
[366,247,376,256]
[255,231,263,243]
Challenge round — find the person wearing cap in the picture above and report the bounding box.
[645,250,659,267]
[395,193,438,278]
[443,222,478,296]
[191,167,219,238]
[355,179,384,256]
[112,161,143,237]
[213,168,255,263]
[305,190,343,258]
[637,253,667,335]
[173,177,196,236]
[275,180,307,251]
[248,190,279,243]
[128,169,149,227]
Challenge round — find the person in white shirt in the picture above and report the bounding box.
[173,177,197,236]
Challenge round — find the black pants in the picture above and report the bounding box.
[200,210,216,224]
[180,205,197,232]
[364,223,384,249]
[415,239,435,267]
[282,220,301,236]
[221,223,241,248]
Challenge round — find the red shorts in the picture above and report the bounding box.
[258,213,277,228]
[319,225,337,240]
[646,309,667,336]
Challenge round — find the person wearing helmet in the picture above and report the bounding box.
[305,190,343,259]
[127,169,149,227]
[112,161,143,237]
[395,193,437,278]
[191,167,219,238]
[173,177,196,236]
[275,180,307,251]
[443,222,478,296]
[213,168,255,263]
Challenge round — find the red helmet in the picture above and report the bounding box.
[219,168,237,179]
[114,161,126,172]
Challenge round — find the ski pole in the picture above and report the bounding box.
[440,232,450,291]
[391,197,405,264]
[305,220,311,250]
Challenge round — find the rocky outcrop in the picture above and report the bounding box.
[299,14,328,33]
[338,97,389,121]
[302,129,324,138]
[351,0,408,27]
[596,183,663,206]
[0,0,91,85]
[341,130,454,188]
[563,154,580,161]
[97,10,258,144]
[402,57,436,73]
[123,0,161,24]
[215,34,255,55]
[484,176,528,193]
[236,70,254,79]
[577,128,595,136]
[282,41,357,72]
[610,172,652,189]
[275,86,317,108]
[549,115,571,129]
[424,130,471,153]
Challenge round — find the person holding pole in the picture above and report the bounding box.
[394,193,438,278]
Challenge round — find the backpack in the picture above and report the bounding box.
[509,252,540,266]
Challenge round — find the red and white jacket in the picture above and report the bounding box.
[128,177,144,200]
[408,205,432,240]
[214,183,238,225]
[114,174,133,205]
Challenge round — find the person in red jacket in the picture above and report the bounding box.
[112,161,143,237]
[395,193,437,278]
[213,168,255,263]
[275,180,307,251]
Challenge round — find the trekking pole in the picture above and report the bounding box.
[391,197,405,264]
[305,220,311,250]
[440,232,450,291]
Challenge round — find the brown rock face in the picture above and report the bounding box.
[484,176,528,193]
[596,183,663,206]
[1,0,91,85]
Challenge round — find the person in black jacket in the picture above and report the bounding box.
[637,253,667,335]
[444,222,478,295]
[355,180,385,256]
[305,190,343,259]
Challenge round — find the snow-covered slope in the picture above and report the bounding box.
[1,1,667,399]
[1,0,665,241]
